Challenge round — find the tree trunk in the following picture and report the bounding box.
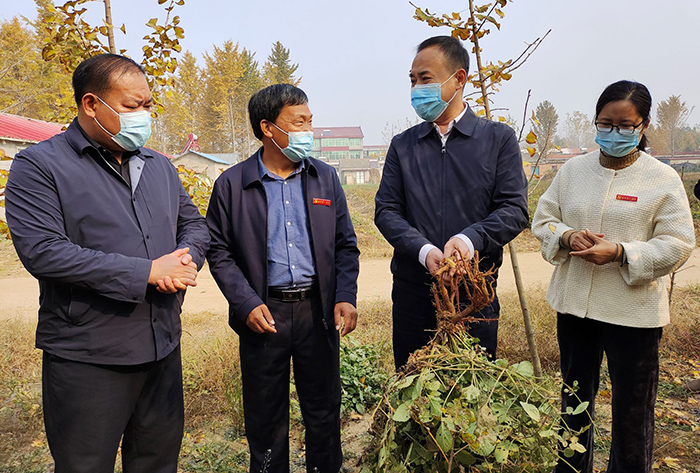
[103,0,116,54]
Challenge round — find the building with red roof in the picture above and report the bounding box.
[0,112,65,169]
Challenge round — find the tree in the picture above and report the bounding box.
[563,111,595,149]
[38,0,186,119]
[199,41,248,154]
[656,95,694,157]
[151,50,203,154]
[0,16,72,120]
[263,41,300,86]
[532,100,558,160]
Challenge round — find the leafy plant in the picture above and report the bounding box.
[177,164,213,215]
[362,256,587,472]
[340,337,389,416]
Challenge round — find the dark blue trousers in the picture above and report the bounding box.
[42,345,183,473]
[555,313,661,473]
[239,294,341,473]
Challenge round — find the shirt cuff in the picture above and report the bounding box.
[419,244,439,269]
[452,234,475,259]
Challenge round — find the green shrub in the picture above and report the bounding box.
[340,337,389,416]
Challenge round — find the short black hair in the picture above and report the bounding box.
[417,36,470,75]
[248,84,309,140]
[595,80,652,151]
[72,54,145,107]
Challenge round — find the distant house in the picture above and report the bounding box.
[0,112,65,170]
[334,158,383,185]
[523,147,595,178]
[171,150,236,180]
[362,144,389,160]
[312,126,364,160]
[653,152,700,171]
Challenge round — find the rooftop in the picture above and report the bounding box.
[0,112,65,143]
[314,126,363,139]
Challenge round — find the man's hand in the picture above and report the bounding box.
[246,304,277,334]
[149,247,198,294]
[567,229,604,251]
[442,237,471,282]
[443,236,471,261]
[334,302,358,337]
[426,248,445,276]
[570,230,618,265]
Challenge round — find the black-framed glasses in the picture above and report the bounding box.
[595,120,645,135]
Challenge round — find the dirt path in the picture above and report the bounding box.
[3,249,700,318]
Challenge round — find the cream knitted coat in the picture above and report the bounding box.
[531,151,695,328]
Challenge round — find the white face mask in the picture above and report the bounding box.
[94,96,152,151]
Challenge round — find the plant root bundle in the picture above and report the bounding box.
[361,253,587,472]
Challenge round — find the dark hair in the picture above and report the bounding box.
[595,80,652,151]
[248,84,309,140]
[417,36,470,75]
[72,54,145,107]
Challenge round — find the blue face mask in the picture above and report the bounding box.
[411,71,459,122]
[270,123,314,163]
[595,130,640,157]
[94,96,152,151]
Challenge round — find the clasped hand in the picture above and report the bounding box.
[427,236,472,285]
[568,229,618,265]
[149,247,199,294]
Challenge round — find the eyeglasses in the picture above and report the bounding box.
[595,120,645,136]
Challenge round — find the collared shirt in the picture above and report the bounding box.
[75,121,134,187]
[258,152,316,288]
[433,102,469,148]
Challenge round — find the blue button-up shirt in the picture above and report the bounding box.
[258,153,316,287]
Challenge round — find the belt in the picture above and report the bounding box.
[267,285,317,302]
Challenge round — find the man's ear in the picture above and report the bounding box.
[260,120,274,139]
[456,68,468,88]
[82,93,98,119]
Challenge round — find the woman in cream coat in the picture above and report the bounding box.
[532,80,695,473]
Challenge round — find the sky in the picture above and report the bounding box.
[2,0,700,145]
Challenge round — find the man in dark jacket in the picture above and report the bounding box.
[375,36,528,369]
[5,54,210,473]
[207,84,360,473]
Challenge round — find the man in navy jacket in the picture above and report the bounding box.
[375,36,528,369]
[207,84,360,472]
[5,55,210,473]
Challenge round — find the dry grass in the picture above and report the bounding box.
[0,240,23,278]
[344,184,393,259]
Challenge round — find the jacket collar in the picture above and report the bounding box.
[242,147,318,189]
[417,105,479,140]
[65,118,155,160]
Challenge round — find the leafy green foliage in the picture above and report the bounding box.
[176,164,213,215]
[38,0,186,120]
[340,337,389,416]
[362,332,587,472]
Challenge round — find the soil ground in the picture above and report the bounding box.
[5,249,700,318]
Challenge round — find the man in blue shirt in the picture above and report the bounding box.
[5,54,210,472]
[207,84,360,472]
[375,36,528,369]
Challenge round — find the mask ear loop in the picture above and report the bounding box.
[93,95,119,138]
[442,70,462,106]
[268,121,289,151]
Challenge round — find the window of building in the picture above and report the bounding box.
[349,138,362,147]
[355,171,365,184]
